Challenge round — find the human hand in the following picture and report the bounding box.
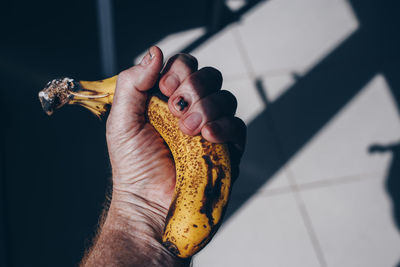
[93,46,246,266]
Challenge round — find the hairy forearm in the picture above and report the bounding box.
[82,226,181,266]
[81,194,191,267]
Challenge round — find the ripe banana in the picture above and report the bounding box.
[38,76,232,258]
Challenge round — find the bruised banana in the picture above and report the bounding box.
[38,76,231,258]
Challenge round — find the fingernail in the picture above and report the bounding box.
[183,112,202,131]
[174,96,189,112]
[140,49,154,66]
[149,46,156,59]
[164,74,179,92]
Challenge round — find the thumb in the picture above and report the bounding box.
[108,46,163,133]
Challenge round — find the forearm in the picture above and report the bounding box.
[81,195,191,267]
[82,226,180,266]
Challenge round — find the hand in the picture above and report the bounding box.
[85,46,246,266]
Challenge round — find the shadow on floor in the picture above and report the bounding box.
[222,0,400,221]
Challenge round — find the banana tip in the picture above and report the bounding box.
[162,241,181,257]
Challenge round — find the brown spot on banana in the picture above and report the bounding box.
[148,96,231,258]
[38,75,232,258]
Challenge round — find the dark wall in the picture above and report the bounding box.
[1,1,104,266]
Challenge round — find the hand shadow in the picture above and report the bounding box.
[369,142,400,266]
[369,143,400,233]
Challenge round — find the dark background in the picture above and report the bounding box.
[1,0,400,266]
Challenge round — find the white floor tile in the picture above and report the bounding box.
[191,25,249,79]
[258,167,291,193]
[301,177,400,267]
[288,74,400,184]
[260,73,296,103]
[236,0,359,75]
[194,193,320,267]
[134,27,206,65]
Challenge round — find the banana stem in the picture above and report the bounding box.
[38,77,113,117]
[69,91,110,99]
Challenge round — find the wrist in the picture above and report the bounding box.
[96,191,191,267]
[106,190,167,241]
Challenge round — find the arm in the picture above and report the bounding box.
[81,198,190,266]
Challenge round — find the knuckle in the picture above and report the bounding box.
[186,74,200,89]
[117,68,136,85]
[117,70,131,85]
[198,100,218,120]
[185,67,223,93]
[234,116,247,129]
[201,66,223,83]
[176,53,198,70]
[221,90,238,111]
[234,117,247,142]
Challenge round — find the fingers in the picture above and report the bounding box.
[107,46,163,133]
[179,90,237,135]
[202,116,246,153]
[159,54,198,96]
[159,54,244,155]
[167,67,222,116]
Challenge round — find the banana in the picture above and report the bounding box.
[38,76,232,258]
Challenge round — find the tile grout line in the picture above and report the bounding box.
[297,172,382,192]
[232,24,296,194]
[254,170,381,199]
[233,22,294,191]
[231,26,311,80]
[233,22,328,267]
[231,26,257,80]
[286,168,328,267]
[222,67,307,83]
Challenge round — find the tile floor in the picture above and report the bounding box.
[137,0,400,266]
